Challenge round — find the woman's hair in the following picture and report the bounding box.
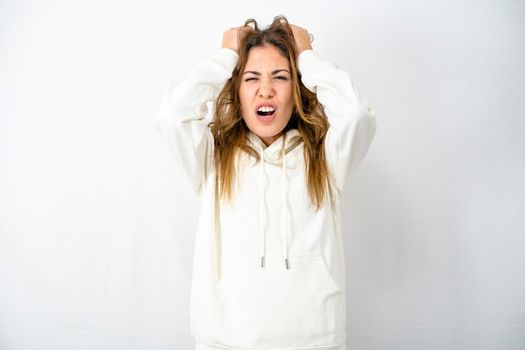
[209,15,331,211]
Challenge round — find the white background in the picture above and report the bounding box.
[1,0,524,349]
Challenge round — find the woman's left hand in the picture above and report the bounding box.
[290,24,313,54]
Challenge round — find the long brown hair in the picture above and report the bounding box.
[209,15,331,211]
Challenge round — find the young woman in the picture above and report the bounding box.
[155,15,377,350]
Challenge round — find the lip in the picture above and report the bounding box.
[255,103,277,123]
[255,103,277,114]
[256,112,276,123]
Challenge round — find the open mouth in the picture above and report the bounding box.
[256,105,277,118]
[257,110,276,117]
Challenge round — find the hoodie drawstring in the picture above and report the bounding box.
[259,140,290,270]
[282,145,289,269]
[259,148,266,268]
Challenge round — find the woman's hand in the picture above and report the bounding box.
[290,24,313,54]
[222,26,251,54]
[222,23,313,55]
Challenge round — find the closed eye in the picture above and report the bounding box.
[244,76,288,82]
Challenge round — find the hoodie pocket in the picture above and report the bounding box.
[213,255,344,348]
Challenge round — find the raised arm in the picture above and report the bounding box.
[298,50,377,196]
[155,45,239,196]
[291,25,377,196]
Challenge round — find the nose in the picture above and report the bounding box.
[258,78,274,98]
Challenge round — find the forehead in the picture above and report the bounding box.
[245,45,290,71]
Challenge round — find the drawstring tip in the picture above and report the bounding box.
[285,257,289,269]
[261,256,265,268]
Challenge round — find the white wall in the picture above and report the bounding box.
[1,0,524,349]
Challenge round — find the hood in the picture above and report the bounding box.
[247,128,303,166]
[246,128,303,270]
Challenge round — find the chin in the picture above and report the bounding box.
[243,112,291,142]
[252,125,284,138]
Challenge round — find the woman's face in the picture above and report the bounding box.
[239,44,294,147]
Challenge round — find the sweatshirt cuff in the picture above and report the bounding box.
[216,47,239,71]
[297,49,320,75]
[297,49,322,93]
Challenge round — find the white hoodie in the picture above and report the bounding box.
[155,47,377,350]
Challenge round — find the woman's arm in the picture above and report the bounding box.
[155,47,239,195]
[298,49,377,196]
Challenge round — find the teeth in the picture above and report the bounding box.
[257,106,275,112]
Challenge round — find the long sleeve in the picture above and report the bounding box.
[297,49,377,196]
[155,48,239,196]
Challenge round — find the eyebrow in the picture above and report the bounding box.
[242,69,290,75]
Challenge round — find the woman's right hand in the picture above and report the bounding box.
[222,26,251,54]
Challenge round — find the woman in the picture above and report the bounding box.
[155,15,377,350]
